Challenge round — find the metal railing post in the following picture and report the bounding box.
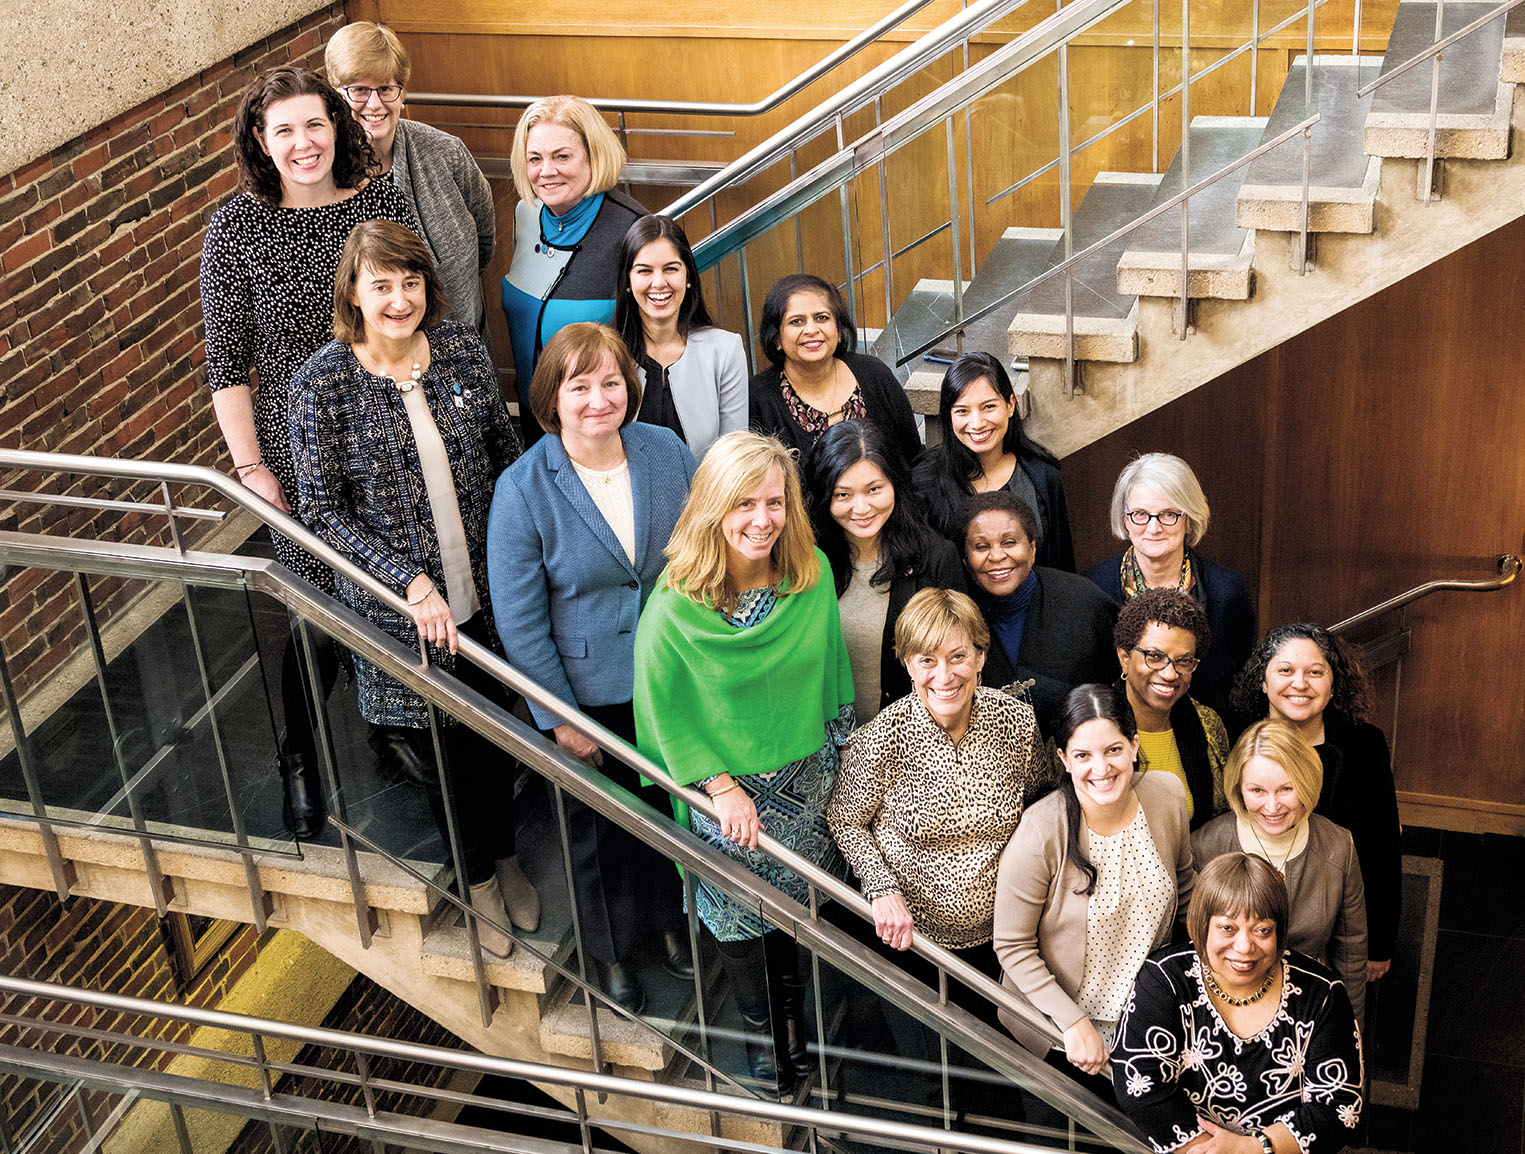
[553,782,607,1094]
[946,117,965,339]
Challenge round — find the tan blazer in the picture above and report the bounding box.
[1191,811,1368,1025]
[993,771,1195,1055]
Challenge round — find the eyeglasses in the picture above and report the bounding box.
[1124,507,1184,528]
[1131,647,1200,674]
[341,84,403,105]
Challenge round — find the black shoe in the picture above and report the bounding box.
[766,934,813,1084]
[367,724,432,788]
[278,749,326,839]
[593,959,645,1016]
[716,935,796,1098]
[661,929,696,981]
[740,1008,796,1096]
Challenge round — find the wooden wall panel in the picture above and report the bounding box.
[1060,219,1525,826]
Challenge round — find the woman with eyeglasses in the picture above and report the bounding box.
[1084,453,1255,718]
[325,23,496,347]
[1114,588,1229,830]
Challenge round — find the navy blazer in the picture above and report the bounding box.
[487,422,696,729]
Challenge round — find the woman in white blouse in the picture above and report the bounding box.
[613,214,747,461]
[993,683,1195,1087]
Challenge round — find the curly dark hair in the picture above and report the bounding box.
[1113,587,1212,658]
[1229,623,1372,724]
[955,488,1040,553]
[233,67,377,205]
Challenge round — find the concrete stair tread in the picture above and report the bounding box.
[873,227,1060,382]
[1117,117,1265,300]
[1505,5,1525,82]
[1238,56,1384,234]
[1009,172,1161,362]
[538,984,676,1070]
[419,916,572,994]
[1365,0,1513,159]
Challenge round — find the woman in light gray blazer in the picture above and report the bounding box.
[487,322,696,1015]
[614,215,747,461]
[994,684,1194,1088]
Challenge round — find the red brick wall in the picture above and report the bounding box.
[0,4,347,698]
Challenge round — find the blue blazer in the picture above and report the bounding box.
[487,422,696,729]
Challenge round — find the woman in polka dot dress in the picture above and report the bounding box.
[992,683,1196,1096]
[199,66,418,838]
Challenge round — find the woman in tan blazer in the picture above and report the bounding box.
[993,684,1195,1086]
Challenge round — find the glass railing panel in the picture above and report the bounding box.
[0,569,296,855]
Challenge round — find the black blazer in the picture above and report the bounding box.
[977,567,1119,735]
[876,537,968,709]
[749,351,922,472]
[1316,712,1402,962]
[916,450,1076,572]
[1083,549,1256,720]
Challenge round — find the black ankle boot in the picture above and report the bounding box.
[765,930,813,1084]
[278,748,326,839]
[717,935,794,1096]
[367,723,432,788]
[593,959,644,1015]
[661,929,696,981]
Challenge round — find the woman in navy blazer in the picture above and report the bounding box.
[488,322,696,1014]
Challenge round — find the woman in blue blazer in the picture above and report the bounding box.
[488,322,696,1015]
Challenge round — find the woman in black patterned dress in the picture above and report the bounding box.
[199,66,417,837]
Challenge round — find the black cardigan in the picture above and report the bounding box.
[1316,712,1402,961]
[916,451,1076,572]
[749,351,923,472]
[975,566,1119,735]
[1084,548,1256,721]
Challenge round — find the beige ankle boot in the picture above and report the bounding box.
[495,855,541,932]
[467,878,513,958]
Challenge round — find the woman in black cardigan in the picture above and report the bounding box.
[749,274,921,470]
[805,420,963,724]
[1232,623,1402,980]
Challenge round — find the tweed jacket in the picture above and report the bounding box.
[992,771,1195,1054]
[487,422,696,730]
[1192,811,1368,1024]
[290,320,520,726]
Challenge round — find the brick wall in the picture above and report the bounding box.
[0,4,347,700]
[0,884,263,1148]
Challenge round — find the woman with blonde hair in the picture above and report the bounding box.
[501,95,643,443]
[325,22,495,344]
[1191,718,1368,1024]
[1084,452,1255,715]
[634,431,854,1097]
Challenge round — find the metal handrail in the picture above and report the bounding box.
[663,0,1064,222]
[0,973,1065,1154]
[1329,553,1522,635]
[407,0,943,118]
[1354,0,1523,96]
[0,450,1154,1148]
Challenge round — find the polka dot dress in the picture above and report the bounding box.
[1075,805,1174,1045]
[199,178,418,585]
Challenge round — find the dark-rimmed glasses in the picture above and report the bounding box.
[1124,507,1183,527]
[1131,647,1199,674]
[342,84,403,105]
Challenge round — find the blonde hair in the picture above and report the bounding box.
[664,432,819,610]
[510,96,626,205]
[325,22,411,89]
[893,588,989,663]
[1222,718,1323,821]
[1109,452,1211,547]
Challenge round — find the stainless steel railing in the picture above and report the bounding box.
[1329,553,1522,636]
[0,449,1147,1150]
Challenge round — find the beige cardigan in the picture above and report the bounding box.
[993,771,1195,1055]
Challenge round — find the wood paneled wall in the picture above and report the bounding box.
[1060,217,1525,833]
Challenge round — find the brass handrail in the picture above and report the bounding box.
[1329,553,1522,635]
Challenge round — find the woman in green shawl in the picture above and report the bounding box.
[634,430,854,1098]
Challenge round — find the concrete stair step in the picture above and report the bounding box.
[1502,4,1525,82]
[1007,172,1160,362]
[1117,117,1266,300]
[418,886,573,995]
[1365,0,1514,159]
[1238,56,1384,234]
[538,982,676,1071]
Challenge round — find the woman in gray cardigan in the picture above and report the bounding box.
[614,215,747,461]
[993,684,1195,1083]
[326,23,495,343]
[1191,718,1368,1026]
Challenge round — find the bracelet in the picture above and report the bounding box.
[234,459,263,476]
[706,782,740,799]
[406,581,435,606]
[1254,1129,1275,1154]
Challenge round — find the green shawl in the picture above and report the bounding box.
[634,551,854,798]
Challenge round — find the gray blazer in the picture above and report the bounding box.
[486,423,695,729]
[993,772,1195,1055]
[391,119,496,341]
[1192,811,1368,1025]
[635,326,749,462]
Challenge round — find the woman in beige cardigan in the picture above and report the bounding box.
[993,684,1195,1086]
